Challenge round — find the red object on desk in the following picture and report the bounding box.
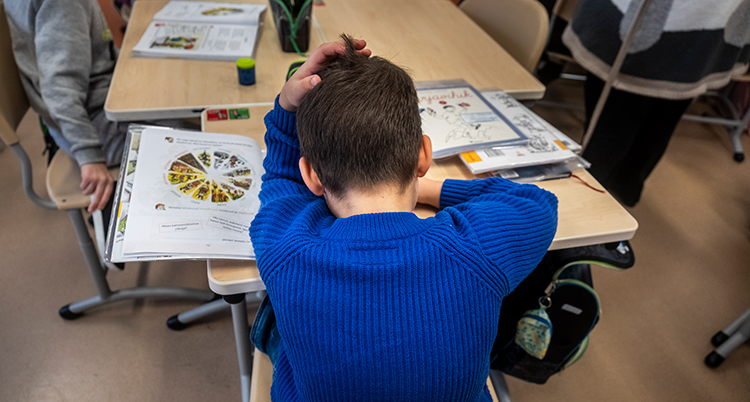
[206,109,228,121]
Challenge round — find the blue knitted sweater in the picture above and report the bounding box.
[249,99,558,402]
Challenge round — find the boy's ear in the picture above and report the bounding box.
[417,135,432,178]
[299,157,325,196]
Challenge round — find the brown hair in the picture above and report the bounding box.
[297,34,423,198]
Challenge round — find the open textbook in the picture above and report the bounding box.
[132,1,267,61]
[417,80,527,159]
[459,90,581,174]
[105,125,263,263]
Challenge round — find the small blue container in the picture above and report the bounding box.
[237,58,256,86]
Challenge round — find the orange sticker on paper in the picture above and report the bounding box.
[461,151,483,163]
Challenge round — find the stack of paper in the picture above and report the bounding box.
[105,125,264,263]
[459,90,581,175]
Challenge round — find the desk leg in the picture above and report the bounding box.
[225,294,252,402]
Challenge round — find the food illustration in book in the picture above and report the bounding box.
[227,178,252,190]
[164,149,250,203]
[177,153,206,172]
[213,151,229,167]
[178,179,203,195]
[202,7,243,16]
[168,172,201,185]
[151,34,199,50]
[148,22,208,51]
[224,168,252,177]
[210,180,230,203]
[197,150,212,168]
[191,180,211,201]
[117,215,128,235]
[169,160,204,175]
[221,183,245,200]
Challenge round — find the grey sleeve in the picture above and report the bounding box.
[34,0,105,165]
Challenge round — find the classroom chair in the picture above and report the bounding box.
[705,304,750,368]
[459,0,549,73]
[681,74,750,163]
[0,1,216,320]
[248,347,505,402]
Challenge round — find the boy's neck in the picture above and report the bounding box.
[325,181,418,218]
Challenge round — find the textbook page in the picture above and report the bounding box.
[132,21,260,61]
[416,80,527,159]
[122,126,263,260]
[153,1,266,25]
[106,126,201,263]
[459,91,579,174]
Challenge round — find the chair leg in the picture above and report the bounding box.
[59,209,216,319]
[167,290,266,331]
[226,294,253,402]
[706,317,750,368]
[730,105,750,162]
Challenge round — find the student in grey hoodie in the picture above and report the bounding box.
[5,0,124,212]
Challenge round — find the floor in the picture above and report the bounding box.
[2,76,750,401]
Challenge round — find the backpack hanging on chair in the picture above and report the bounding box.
[490,240,634,384]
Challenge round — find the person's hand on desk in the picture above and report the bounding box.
[279,37,372,113]
[80,162,114,212]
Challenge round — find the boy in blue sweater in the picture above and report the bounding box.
[250,35,558,402]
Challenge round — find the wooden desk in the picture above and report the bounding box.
[201,104,638,294]
[105,0,544,121]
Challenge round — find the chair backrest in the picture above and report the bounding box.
[460,0,549,73]
[0,0,30,146]
[552,0,579,22]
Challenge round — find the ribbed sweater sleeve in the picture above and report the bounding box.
[438,178,558,294]
[251,98,325,264]
[259,97,315,205]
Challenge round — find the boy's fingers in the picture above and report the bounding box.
[298,75,321,95]
[298,42,344,75]
[81,179,95,195]
[89,184,105,213]
[299,38,370,76]
[98,181,113,212]
[352,39,366,49]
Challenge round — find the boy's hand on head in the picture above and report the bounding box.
[279,38,371,113]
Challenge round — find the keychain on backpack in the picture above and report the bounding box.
[515,282,555,359]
